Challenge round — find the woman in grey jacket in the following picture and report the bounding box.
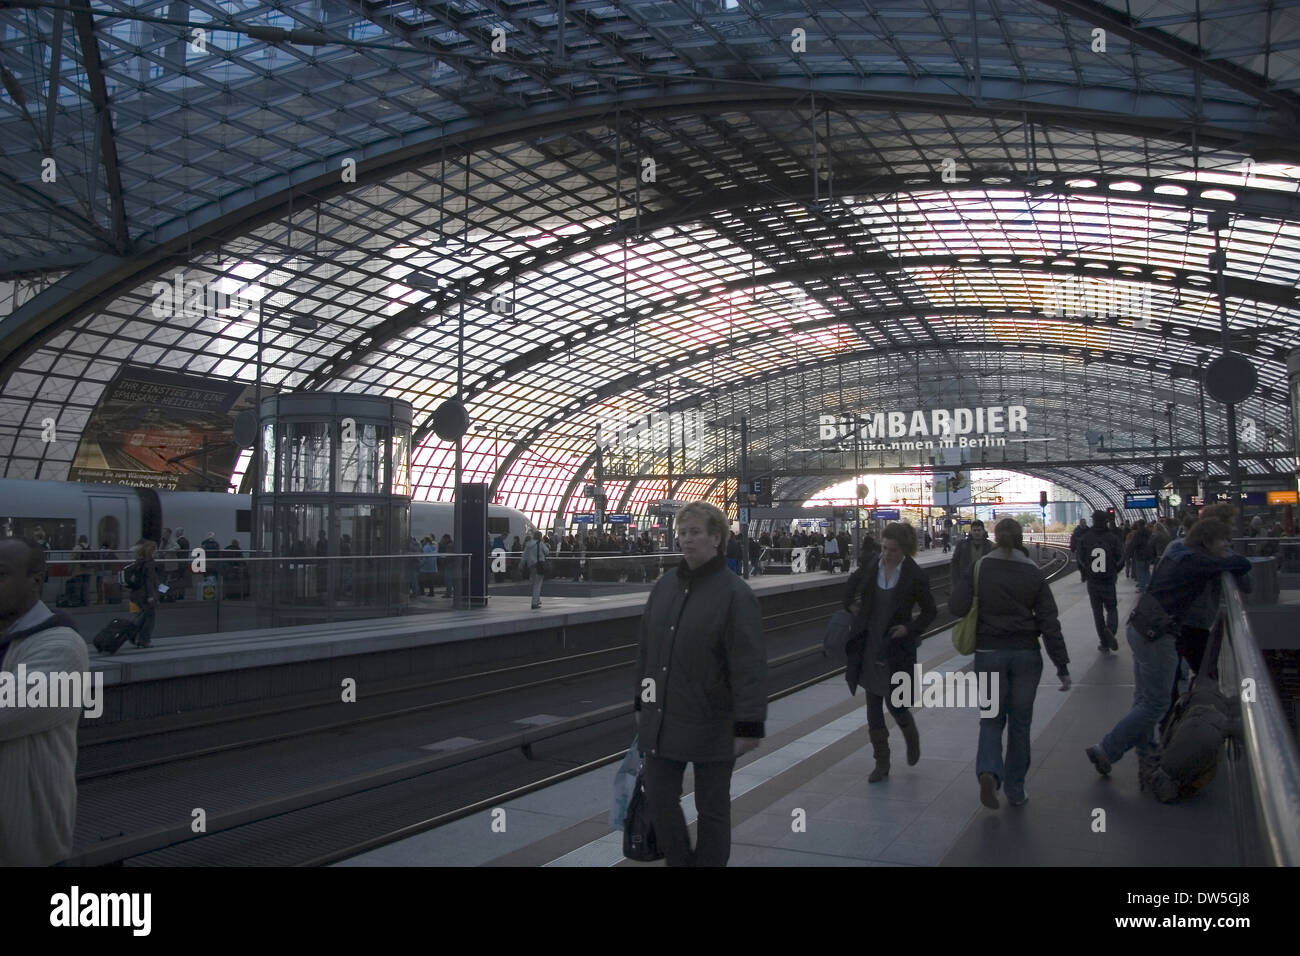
[633,501,767,866]
[950,518,1071,809]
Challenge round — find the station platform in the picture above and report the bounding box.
[87,550,952,682]
[79,550,960,726]
[337,570,1244,867]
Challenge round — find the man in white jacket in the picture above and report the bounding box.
[0,537,90,865]
[522,531,550,609]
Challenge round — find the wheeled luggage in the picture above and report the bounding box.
[92,615,140,655]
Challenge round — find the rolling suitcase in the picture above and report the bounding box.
[92,615,140,655]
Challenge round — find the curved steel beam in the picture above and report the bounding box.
[355,186,1300,401]
[473,335,1288,511]
[3,75,1294,387]
[1032,0,1300,122]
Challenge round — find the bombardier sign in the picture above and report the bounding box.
[820,405,1029,451]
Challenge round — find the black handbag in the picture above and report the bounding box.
[822,609,855,663]
[1129,591,1178,642]
[622,767,664,862]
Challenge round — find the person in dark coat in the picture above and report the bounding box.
[950,519,991,588]
[126,539,161,648]
[843,522,936,783]
[633,500,767,866]
[1125,519,1153,591]
[1086,517,1251,789]
[1077,509,1124,652]
[1069,517,1090,582]
[951,518,1070,808]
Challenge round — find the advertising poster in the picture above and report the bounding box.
[932,471,973,507]
[69,365,254,490]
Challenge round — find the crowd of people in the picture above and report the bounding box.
[630,501,1264,864]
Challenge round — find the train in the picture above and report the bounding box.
[0,479,537,556]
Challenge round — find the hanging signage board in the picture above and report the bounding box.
[608,514,632,524]
[871,508,900,520]
[1124,493,1157,509]
[1204,492,1267,505]
[1267,491,1299,505]
[573,514,595,524]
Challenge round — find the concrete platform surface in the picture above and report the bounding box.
[338,569,1242,867]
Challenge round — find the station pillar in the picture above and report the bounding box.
[252,392,413,626]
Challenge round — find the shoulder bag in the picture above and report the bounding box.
[623,765,664,862]
[823,572,870,662]
[1129,591,1178,642]
[951,557,983,655]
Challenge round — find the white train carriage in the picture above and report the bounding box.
[0,479,536,559]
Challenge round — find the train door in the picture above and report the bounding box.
[88,494,131,556]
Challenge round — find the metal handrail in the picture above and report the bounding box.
[1218,572,1300,866]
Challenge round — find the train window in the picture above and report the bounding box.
[1,516,78,551]
[487,517,510,536]
[236,509,251,533]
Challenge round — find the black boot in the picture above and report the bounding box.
[868,728,891,783]
[896,711,921,766]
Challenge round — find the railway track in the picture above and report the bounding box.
[69,547,1071,866]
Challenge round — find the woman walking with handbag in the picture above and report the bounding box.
[949,518,1070,809]
[843,522,936,783]
[522,531,549,609]
[1085,517,1251,789]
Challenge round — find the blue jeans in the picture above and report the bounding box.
[1100,625,1179,761]
[975,647,1043,800]
[1134,559,1151,592]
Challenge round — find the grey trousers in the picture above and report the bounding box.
[642,755,736,867]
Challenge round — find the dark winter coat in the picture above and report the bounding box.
[127,558,160,606]
[1077,525,1124,582]
[950,537,992,586]
[633,554,767,762]
[1145,544,1251,624]
[949,547,1069,676]
[841,555,937,695]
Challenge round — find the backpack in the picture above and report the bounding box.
[122,561,145,591]
[1149,626,1239,802]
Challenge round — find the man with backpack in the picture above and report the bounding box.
[1086,518,1251,793]
[1077,510,1124,652]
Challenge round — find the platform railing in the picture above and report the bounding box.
[1230,535,1300,572]
[1217,572,1300,866]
